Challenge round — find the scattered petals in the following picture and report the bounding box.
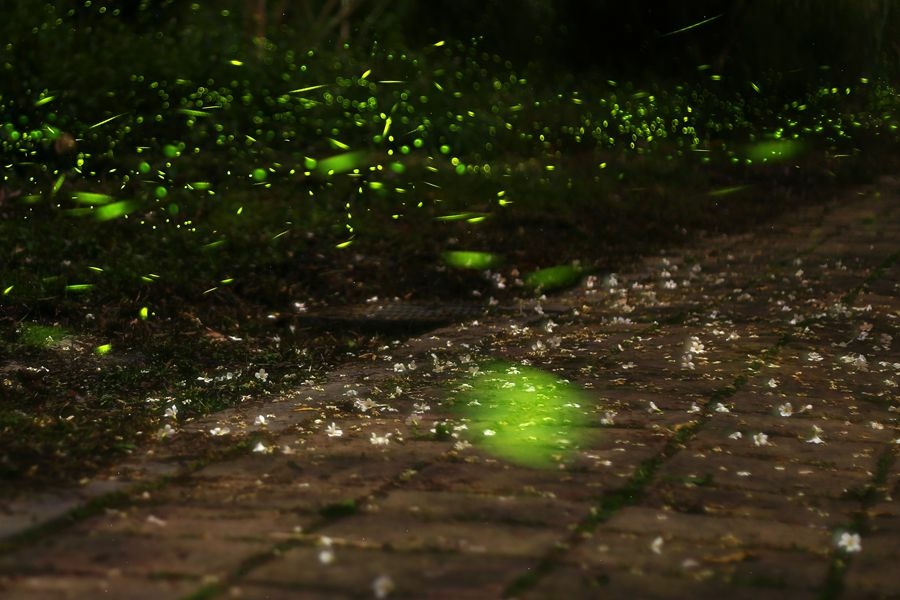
[209,426,231,436]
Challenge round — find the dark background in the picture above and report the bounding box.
[16,0,900,84]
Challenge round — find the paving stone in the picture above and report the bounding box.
[520,564,819,600]
[0,574,197,600]
[244,545,527,598]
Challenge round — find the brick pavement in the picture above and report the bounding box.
[1,179,898,599]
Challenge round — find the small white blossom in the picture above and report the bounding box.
[650,536,664,554]
[767,378,778,388]
[753,432,769,447]
[806,430,826,444]
[254,414,269,426]
[600,411,616,425]
[158,424,177,438]
[255,368,268,382]
[647,401,662,413]
[354,398,378,413]
[836,532,862,553]
[370,432,391,446]
[209,426,231,436]
[729,431,743,440]
[777,403,793,417]
[483,429,496,437]
[807,352,823,362]
[164,404,178,419]
[252,441,271,454]
[326,422,343,438]
[318,547,335,564]
[714,403,730,413]
[146,514,167,527]
[687,403,701,414]
[393,362,406,373]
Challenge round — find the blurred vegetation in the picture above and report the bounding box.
[0,1,898,488]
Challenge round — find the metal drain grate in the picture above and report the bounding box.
[296,301,487,330]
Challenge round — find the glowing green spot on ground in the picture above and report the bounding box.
[138,161,151,174]
[190,181,211,190]
[525,265,582,291]
[163,144,180,158]
[3,285,13,295]
[95,200,137,221]
[252,168,267,181]
[229,59,243,66]
[73,192,114,205]
[746,139,804,163]
[336,239,354,249]
[456,361,589,468]
[155,186,168,199]
[442,251,502,270]
[389,162,405,174]
[35,95,56,107]
[19,324,70,348]
[65,284,94,292]
[139,306,149,320]
[95,344,112,355]
[304,157,318,170]
[317,151,366,175]
[440,145,450,154]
